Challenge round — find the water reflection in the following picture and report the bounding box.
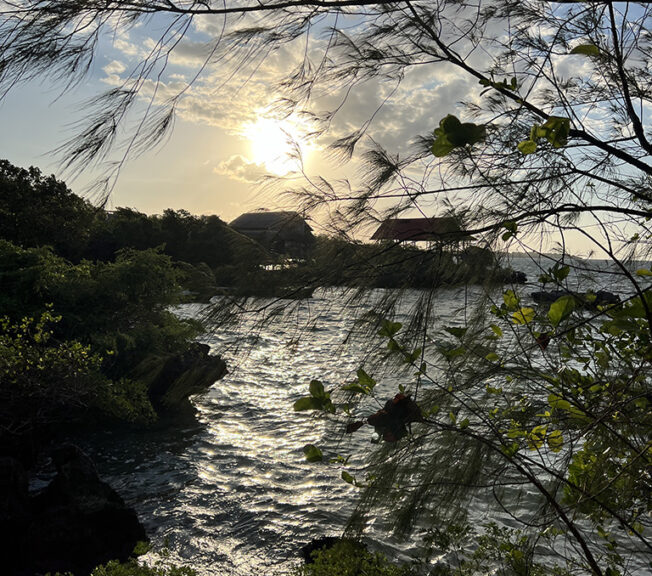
[77,259,642,575]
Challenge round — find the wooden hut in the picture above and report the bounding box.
[229,210,314,257]
[371,217,473,249]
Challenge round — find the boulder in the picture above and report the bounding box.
[0,457,30,575]
[24,444,146,576]
[508,270,527,284]
[134,343,228,414]
[531,289,620,309]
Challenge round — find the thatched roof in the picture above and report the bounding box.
[230,211,312,242]
[371,217,471,242]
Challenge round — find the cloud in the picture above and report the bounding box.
[99,12,492,183]
[168,39,215,68]
[103,60,126,75]
[213,154,267,182]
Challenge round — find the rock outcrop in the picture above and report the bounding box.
[2,445,146,576]
[531,289,620,309]
[133,342,228,415]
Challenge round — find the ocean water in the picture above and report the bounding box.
[70,257,646,575]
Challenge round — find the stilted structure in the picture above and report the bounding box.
[230,210,314,258]
[371,217,474,250]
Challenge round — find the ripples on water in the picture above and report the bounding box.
[78,258,644,575]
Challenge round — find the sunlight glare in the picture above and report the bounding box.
[243,115,309,176]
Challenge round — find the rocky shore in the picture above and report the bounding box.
[1,344,227,576]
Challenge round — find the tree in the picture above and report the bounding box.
[87,207,163,261]
[1,2,650,575]
[0,159,96,260]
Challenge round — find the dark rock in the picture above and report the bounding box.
[23,444,146,576]
[594,290,621,306]
[531,290,620,309]
[531,290,570,304]
[0,458,30,575]
[508,270,527,284]
[135,343,228,414]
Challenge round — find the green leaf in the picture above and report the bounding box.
[356,368,376,390]
[548,295,576,326]
[387,339,402,352]
[530,125,542,140]
[309,379,325,398]
[431,134,455,157]
[403,348,421,364]
[552,264,570,281]
[459,418,470,429]
[378,319,403,338]
[490,324,503,337]
[541,116,570,148]
[344,368,377,394]
[512,307,535,324]
[635,268,652,277]
[341,470,355,484]
[570,44,600,57]
[507,423,525,438]
[547,430,564,453]
[517,140,537,155]
[527,424,548,450]
[441,114,462,133]
[445,326,468,339]
[431,115,486,157]
[548,394,572,412]
[451,122,486,147]
[293,396,322,411]
[485,352,500,362]
[503,289,520,311]
[439,345,466,359]
[521,117,570,153]
[501,220,518,240]
[341,383,370,394]
[303,444,323,462]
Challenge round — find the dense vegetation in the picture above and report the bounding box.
[0,160,226,463]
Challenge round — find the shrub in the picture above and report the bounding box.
[294,540,413,576]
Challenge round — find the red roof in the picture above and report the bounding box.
[371,217,470,242]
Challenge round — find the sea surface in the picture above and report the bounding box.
[60,257,645,575]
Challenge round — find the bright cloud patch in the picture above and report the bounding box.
[214,154,267,183]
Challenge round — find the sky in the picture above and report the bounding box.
[0,4,645,256]
[0,8,482,234]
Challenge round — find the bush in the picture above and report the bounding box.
[295,540,414,576]
[90,559,196,576]
[0,309,110,432]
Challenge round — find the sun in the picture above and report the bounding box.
[242,115,308,176]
